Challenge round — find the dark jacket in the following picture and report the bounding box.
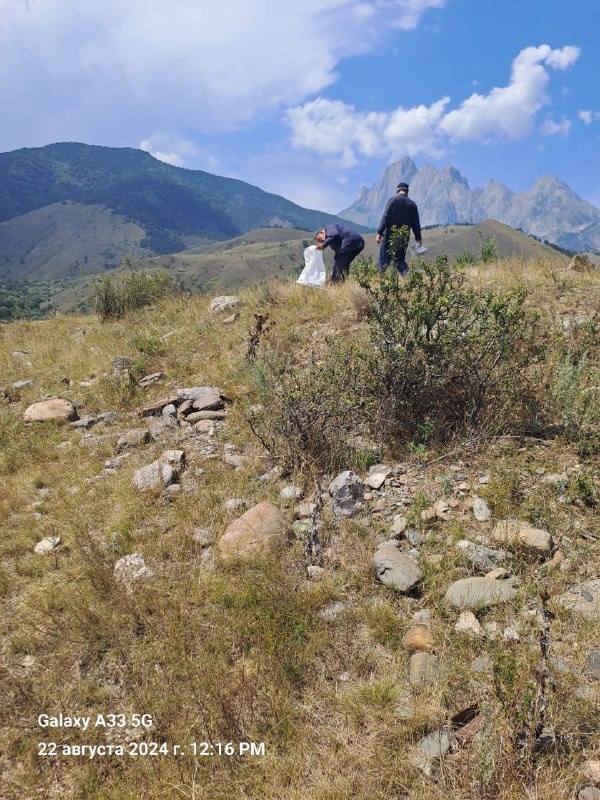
[377,194,422,241]
[323,223,364,254]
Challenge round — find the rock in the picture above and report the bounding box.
[218,501,287,560]
[579,789,600,800]
[454,610,484,637]
[34,536,62,554]
[472,655,493,674]
[491,520,552,556]
[295,502,316,518]
[329,471,365,517]
[139,372,163,388]
[224,498,247,511]
[187,410,227,421]
[409,652,439,685]
[374,541,422,593]
[224,454,245,468]
[117,428,151,452]
[364,464,392,489]
[403,624,434,652]
[421,499,450,522]
[222,312,239,324]
[176,386,223,411]
[280,486,302,501]
[456,539,511,572]
[581,760,600,785]
[318,601,348,620]
[113,553,153,584]
[551,580,600,619]
[307,565,325,581]
[586,649,600,681]
[13,379,33,390]
[162,403,177,418]
[418,729,456,759]
[132,450,185,491]
[390,514,408,537]
[472,497,492,521]
[195,420,215,435]
[444,576,518,610]
[210,295,239,313]
[23,398,78,423]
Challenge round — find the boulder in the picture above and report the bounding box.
[210,295,239,313]
[218,501,287,560]
[329,470,364,517]
[23,398,78,423]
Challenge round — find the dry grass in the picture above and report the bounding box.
[0,259,599,799]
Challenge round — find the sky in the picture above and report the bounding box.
[1,0,599,214]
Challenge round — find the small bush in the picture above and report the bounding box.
[93,259,173,320]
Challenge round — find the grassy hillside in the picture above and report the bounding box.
[1,254,598,800]
[44,220,570,315]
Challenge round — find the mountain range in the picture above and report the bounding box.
[0,142,364,281]
[340,156,600,253]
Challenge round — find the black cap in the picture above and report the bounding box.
[397,182,409,191]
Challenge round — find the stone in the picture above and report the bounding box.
[472,497,492,521]
[186,410,227,421]
[586,649,600,682]
[403,624,434,652]
[195,421,215,435]
[175,386,223,411]
[581,760,600,785]
[492,519,552,556]
[579,789,600,800]
[444,576,518,610]
[139,372,163,388]
[374,541,422,593]
[551,580,600,620]
[224,498,247,510]
[23,398,78,423]
[318,601,348,620]
[409,652,439,685]
[390,514,408,537]
[418,729,456,759]
[117,428,151,452]
[280,486,302,501]
[222,312,239,324]
[132,450,185,491]
[218,501,287,560]
[472,656,493,674]
[307,565,325,581]
[456,539,511,572]
[364,464,392,489]
[210,295,239,313]
[224,454,245,468]
[329,470,365,517]
[113,553,153,584]
[454,610,484,637]
[34,536,62,554]
[13,379,33,390]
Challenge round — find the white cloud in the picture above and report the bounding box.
[579,109,600,125]
[540,118,571,136]
[0,0,444,151]
[287,44,581,162]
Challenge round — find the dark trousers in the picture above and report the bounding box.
[332,240,365,283]
[378,233,408,275]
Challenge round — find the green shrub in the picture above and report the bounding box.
[93,259,173,320]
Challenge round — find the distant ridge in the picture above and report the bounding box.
[0,142,367,281]
[340,157,600,252]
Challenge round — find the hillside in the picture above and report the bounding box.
[0,142,368,280]
[1,254,599,799]
[44,220,569,315]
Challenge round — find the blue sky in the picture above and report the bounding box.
[1,0,599,213]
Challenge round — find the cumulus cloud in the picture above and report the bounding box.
[579,110,600,125]
[540,118,571,136]
[287,44,580,162]
[0,0,444,152]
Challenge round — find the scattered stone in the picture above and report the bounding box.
[586,649,600,682]
[329,471,365,517]
[70,415,97,429]
[176,386,223,411]
[280,486,302,501]
[412,609,432,624]
[111,356,133,377]
[113,553,153,584]
[581,760,600,786]
[132,450,185,492]
[224,454,245,468]
[117,428,151,452]
[492,519,552,556]
[224,498,247,510]
[295,502,316,518]
[139,372,163,388]
[503,626,520,642]
[552,580,600,620]
[13,379,33,390]
[472,497,492,521]
[210,295,240,313]
[34,536,62,555]
[418,729,456,759]
[258,466,283,483]
[23,398,78,423]
[195,420,215,435]
[393,698,416,719]
[543,549,565,571]
[421,499,450,522]
[318,601,348,621]
[139,396,179,417]
[456,539,511,572]
[162,403,177,418]
[454,610,484,637]
[403,624,434,652]
[374,541,422,593]
[12,350,29,358]
[187,410,227,421]
[222,312,239,324]
[409,652,439,685]
[218,501,287,560]
[444,576,518,610]
[541,472,568,486]
[471,655,493,674]
[578,788,600,800]
[79,432,117,448]
[390,514,408,537]
[364,464,392,489]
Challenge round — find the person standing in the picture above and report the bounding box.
[314,224,365,284]
[376,182,422,276]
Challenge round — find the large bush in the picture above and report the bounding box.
[93,259,173,320]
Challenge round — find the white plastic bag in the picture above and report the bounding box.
[297,245,326,288]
